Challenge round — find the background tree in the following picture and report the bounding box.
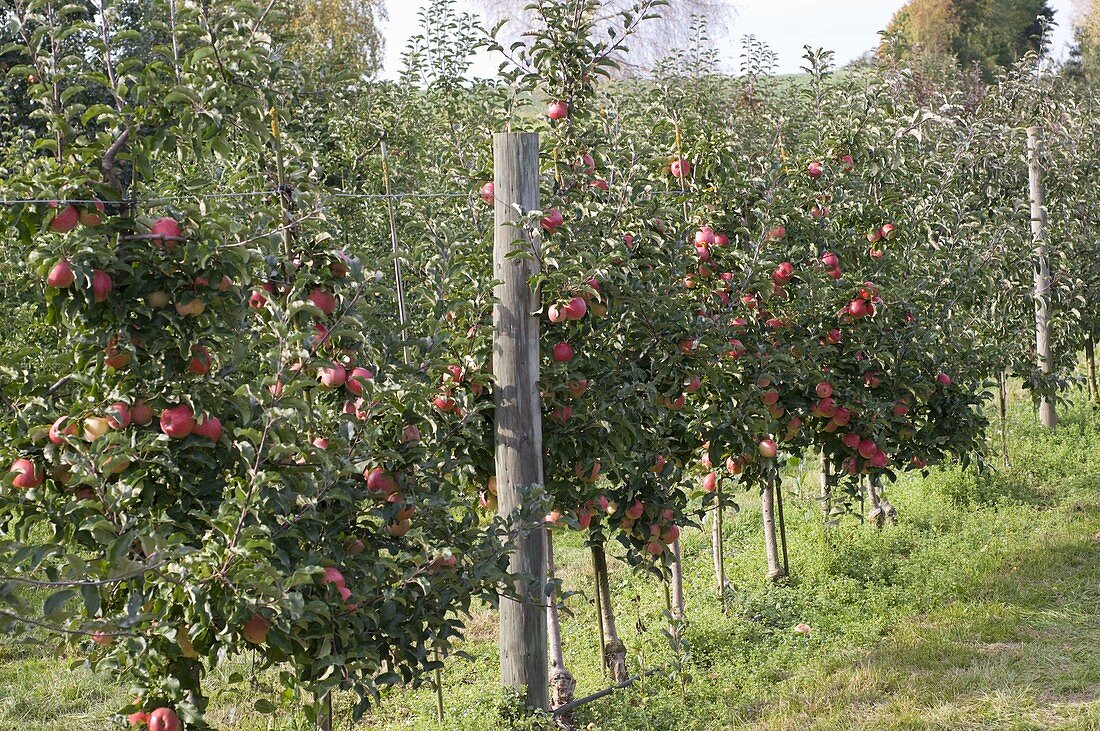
[882,0,1054,78]
[472,0,731,75]
[282,0,387,83]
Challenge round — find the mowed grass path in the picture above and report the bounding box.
[2,397,1098,730]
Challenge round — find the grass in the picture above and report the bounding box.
[1,395,1098,730]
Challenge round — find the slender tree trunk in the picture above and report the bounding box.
[865,475,884,528]
[1087,333,1098,405]
[1027,126,1057,429]
[315,692,332,731]
[999,371,1011,469]
[670,537,685,620]
[761,477,786,581]
[711,484,726,603]
[872,474,896,525]
[820,453,831,521]
[773,471,790,576]
[591,543,628,682]
[546,532,575,711]
[591,547,606,679]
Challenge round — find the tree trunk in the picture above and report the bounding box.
[315,692,332,731]
[999,371,1011,469]
[773,471,790,576]
[1087,333,1098,405]
[820,453,831,521]
[591,543,628,682]
[711,484,726,602]
[670,537,685,620]
[1027,126,1057,429]
[546,532,575,711]
[761,477,786,581]
[871,474,896,525]
[865,476,885,528]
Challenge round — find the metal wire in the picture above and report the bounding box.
[0,191,476,206]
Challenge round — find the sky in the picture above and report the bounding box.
[378,0,1080,79]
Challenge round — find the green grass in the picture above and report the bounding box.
[2,396,1099,730]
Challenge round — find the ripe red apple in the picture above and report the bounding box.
[669,157,691,179]
[839,154,855,171]
[248,290,267,309]
[702,471,717,492]
[695,226,716,246]
[551,342,574,363]
[365,467,397,493]
[400,425,421,444]
[309,288,338,316]
[547,101,569,120]
[867,227,883,243]
[147,707,180,731]
[9,458,43,489]
[821,251,839,269]
[626,499,644,519]
[816,382,833,399]
[47,259,75,288]
[127,712,149,727]
[575,460,600,483]
[433,393,456,412]
[563,296,587,320]
[881,223,897,240]
[91,270,112,302]
[550,405,572,423]
[346,367,374,395]
[130,400,154,426]
[826,328,842,344]
[848,299,870,319]
[761,389,780,406]
[322,566,346,587]
[758,438,778,459]
[242,612,270,644]
[807,161,824,178]
[187,346,212,375]
[936,373,952,386]
[684,376,702,394]
[105,402,132,429]
[767,225,786,241]
[591,178,609,191]
[541,208,564,231]
[91,630,112,645]
[50,204,80,233]
[871,451,888,468]
[318,363,347,389]
[159,404,195,439]
[480,182,495,204]
[772,261,794,283]
[651,454,666,473]
[150,217,182,241]
[832,407,852,426]
[193,416,222,441]
[842,432,862,450]
[869,247,883,261]
[858,439,878,459]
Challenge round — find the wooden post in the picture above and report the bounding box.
[999,371,1010,468]
[493,131,549,710]
[1028,126,1057,428]
[819,454,831,521]
[670,537,685,619]
[773,471,789,576]
[711,485,726,604]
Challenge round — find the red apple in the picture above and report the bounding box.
[937,373,952,387]
[308,288,338,316]
[758,438,778,459]
[480,182,495,204]
[322,566,346,587]
[193,416,222,441]
[150,217,182,240]
[702,471,717,492]
[684,376,702,394]
[91,270,112,302]
[767,225,786,241]
[248,290,267,309]
[128,712,149,727]
[147,707,180,731]
[400,425,421,443]
[821,251,839,269]
[541,208,564,231]
[881,223,897,240]
[9,458,43,489]
[318,363,347,389]
[839,154,855,171]
[365,467,397,493]
[551,342,574,363]
[105,402,131,429]
[695,226,716,246]
[858,439,878,459]
[816,382,833,399]
[47,259,75,288]
[346,367,374,395]
[547,101,569,120]
[130,400,154,426]
[842,432,862,450]
[50,204,80,233]
[626,499,644,519]
[49,416,76,444]
[761,389,780,406]
[242,612,270,644]
[807,161,823,178]
[562,296,587,320]
[187,346,212,375]
[848,299,870,319]
[772,261,795,283]
[669,157,691,179]
[159,404,195,439]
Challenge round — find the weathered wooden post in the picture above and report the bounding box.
[493,131,549,710]
[1027,126,1057,428]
